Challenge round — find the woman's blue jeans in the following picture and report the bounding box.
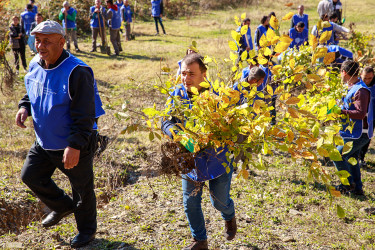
[181,168,235,241]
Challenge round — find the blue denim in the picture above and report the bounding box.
[333,133,370,191]
[181,167,235,241]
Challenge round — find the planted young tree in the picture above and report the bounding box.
[120,11,371,217]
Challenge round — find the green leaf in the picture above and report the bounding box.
[348,157,357,166]
[336,204,345,218]
[334,136,344,146]
[312,123,320,138]
[329,148,342,161]
[226,166,231,174]
[192,40,197,48]
[149,132,155,141]
[336,170,350,185]
[342,141,353,154]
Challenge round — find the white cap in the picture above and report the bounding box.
[30,20,65,36]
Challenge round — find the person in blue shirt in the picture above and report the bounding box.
[106,0,123,56]
[21,4,37,37]
[291,5,309,31]
[254,15,269,51]
[25,0,38,13]
[289,22,308,49]
[151,0,166,35]
[359,66,375,168]
[333,61,373,196]
[237,18,253,57]
[89,0,106,52]
[59,1,80,52]
[162,53,236,249]
[121,0,132,41]
[116,0,124,8]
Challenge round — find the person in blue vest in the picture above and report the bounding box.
[106,0,122,56]
[237,18,253,57]
[89,0,106,52]
[329,13,349,45]
[151,0,166,35]
[254,15,269,51]
[59,1,80,53]
[291,5,309,31]
[326,44,353,67]
[289,22,308,49]
[333,60,373,196]
[234,66,266,105]
[311,14,349,46]
[116,0,124,8]
[21,4,37,37]
[358,66,375,168]
[15,20,102,248]
[121,0,132,41]
[162,53,237,249]
[24,0,38,13]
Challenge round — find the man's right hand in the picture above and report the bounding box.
[15,108,28,128]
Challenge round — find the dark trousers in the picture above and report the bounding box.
[154,17,165,34]
[12,45,27,70]
[21,137,97,234]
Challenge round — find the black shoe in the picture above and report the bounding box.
[119,47,123,52]
[42,210,73,228]
[75,48,81,52]
[90,48,96,52]
[351,189,365,196]
[70,232,95,248]
[336,184,355,195]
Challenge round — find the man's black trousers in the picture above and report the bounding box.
[21,135,97,234]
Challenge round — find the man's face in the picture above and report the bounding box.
[35,33,65,63]
[296,26,304,32]
[181,62,206,93]
[124,0,129,5]
[106,1,111,8]
[249,77,265,87]
[244,20,250,27]
[264,18,270,26]
[298,6,304,15]
[95,0,101,7]
[36,15,43,23]
[361,71,374,86]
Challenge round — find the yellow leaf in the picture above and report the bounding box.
[274,42,290,53]
[287,130,294,141]
[259,34,271,48]
[241,169,249,179]
[307,74,321,82]
[200,82,211,88]
[336,204,345,218]
[282,12,294,21]
[289,59,295,69]
[266,28,276,41]
[315,47,328,58]
[191,87,199,95]
[270,65,282,75]
[342,141,353,154]
[270,15,279,30]
[319,30,332,44]
[280,35,293,44]
[317,19,323,31]
[322,21,332,28]
[294,65,304,73]
[240,25,248,35]
[324,52,336,65]
[285,2,293,7]
[286,97,300,105]
[258,55,268,65]
[230,52,238,61]
[348,157,357,166]
[317,147,329,157]
[274,85,284,95]
[264,47,272,56]
[330,189,341,198]
[228,41,238,51]
[241,12,246,20]
[241,50,248,61]
[231,30,240,42]
[328,99,336,110]
[266,85,274,95]
[309,34,318,50]
[317,68,327,76]
[288,107,299,118]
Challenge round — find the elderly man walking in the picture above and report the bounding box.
[15,20,98,248]
[59,1,80,52]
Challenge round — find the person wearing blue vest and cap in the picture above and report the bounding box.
[358,67,375,168]
[254,15,269,51]
[59,1,80,52]
[121,0,132,41]
[106,0,122,56]
[162,53,237,249]
[333,60,373,196]
[15,20,102,248]
[89,0,106,52]
[151,0,166,35]
[291,5,309,31]
[289,22,308,49]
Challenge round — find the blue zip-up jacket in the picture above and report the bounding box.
[289,27,308,49]
[161,84,230,181]
[121,5,132,22]
[340,80,374,139]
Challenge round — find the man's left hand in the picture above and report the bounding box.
[63,147,80,169]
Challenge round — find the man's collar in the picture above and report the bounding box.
[38,49,69,69]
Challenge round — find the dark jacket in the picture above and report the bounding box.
[9,24,25,49]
